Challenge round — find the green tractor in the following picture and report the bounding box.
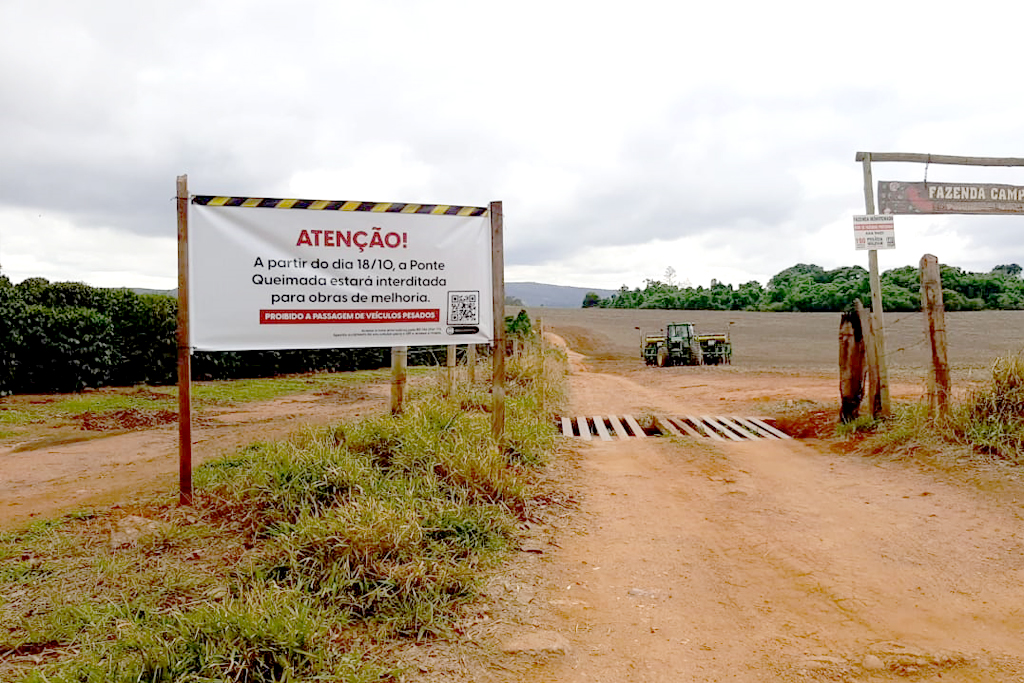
[642,322,732,367]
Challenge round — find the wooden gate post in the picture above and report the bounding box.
[920,254,950,418]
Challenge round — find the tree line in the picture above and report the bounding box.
[584,263,1024,313]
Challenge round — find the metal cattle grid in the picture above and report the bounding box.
[559,415,790,441]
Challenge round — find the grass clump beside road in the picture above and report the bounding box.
[839,350,1024,467]
[946,351,1024,460]
[0,339,568,682]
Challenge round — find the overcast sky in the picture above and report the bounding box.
[3,0,1024,292]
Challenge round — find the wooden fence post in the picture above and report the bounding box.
[839,309,865,422]
[855,299,880,418]
[920,254,950,418]
[391,346,407,415]
[444,344,456,397]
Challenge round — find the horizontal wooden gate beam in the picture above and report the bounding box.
[855,152,1024,167]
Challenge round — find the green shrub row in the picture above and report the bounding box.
[0,274,414,394]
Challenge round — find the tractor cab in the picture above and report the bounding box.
[666,323,697,344]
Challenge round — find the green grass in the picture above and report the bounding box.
[192,368,394,406]
[0,409,34,426]
[54,391,177,414]
[941,351,1024,462]
[834,350,1024,467]
[0,334,567,681]
[5,369,393,415]
[0,369,398,443]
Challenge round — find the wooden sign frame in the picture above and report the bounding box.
[854,152,1024,419]
[175,175,506,505]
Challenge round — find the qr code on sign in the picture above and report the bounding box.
[447,291,479,325]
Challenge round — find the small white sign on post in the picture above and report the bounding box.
[853,214,895,251]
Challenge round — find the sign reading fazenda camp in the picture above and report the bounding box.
[878,180,1024,215]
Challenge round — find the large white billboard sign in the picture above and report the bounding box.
[189,197,493,351]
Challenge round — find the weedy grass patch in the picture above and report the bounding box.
[0,336,567,681]
[835,350,1024,468]
[942,351,1024,462]
[191,368,393,406]
[0,369,395,447]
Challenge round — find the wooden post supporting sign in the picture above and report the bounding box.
[859,153,891,418]
[176,175,193,506]
[490,201,506,444]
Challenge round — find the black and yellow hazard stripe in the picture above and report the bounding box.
[192,196,488,217]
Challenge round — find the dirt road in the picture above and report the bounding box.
[487,341,1024,682]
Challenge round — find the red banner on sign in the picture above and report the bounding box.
[260,309,440,324]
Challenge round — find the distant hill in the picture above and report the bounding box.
[506,282,616,308]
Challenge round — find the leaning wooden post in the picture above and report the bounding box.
[839,309,865,422]
[920,254,950,418]
[391,346,407,414]
[176,175,193,507]
[490,201,506,444]
[860,153,891,417]
[855,299,879,417]
[444,344,456,397]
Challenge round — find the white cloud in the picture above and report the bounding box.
[0,208,175,288]
[3,0,1024,291]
